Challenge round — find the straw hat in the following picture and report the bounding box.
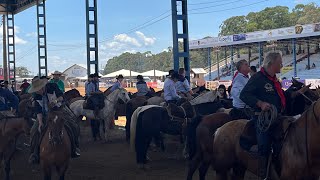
[52,71,63,76]
[28,78,48,93]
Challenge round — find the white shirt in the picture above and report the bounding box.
[231,72,249,108]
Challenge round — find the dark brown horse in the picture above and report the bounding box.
[186,113,232,180]
[212,99,320,180]
[40,111,71,180]
[0,112,33,180]
[125,96,147,141]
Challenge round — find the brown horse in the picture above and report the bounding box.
[212,99,320,180]
[40,111,71,180]
[186,112,232,180]
[0,113,33,180]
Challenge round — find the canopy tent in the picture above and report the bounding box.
[102,69,140,78]
[141,69,168,77]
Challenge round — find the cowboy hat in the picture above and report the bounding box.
[116,74,124,79]
[28,78,48,93]
[22,79,28,83]
[52,71,63,75]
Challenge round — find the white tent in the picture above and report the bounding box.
[141,69,168,77]
[102,69,140,78]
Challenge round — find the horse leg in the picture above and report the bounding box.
[4,142,16,180]
[198,162,210,180]
[42,167,51,180]
[232,163,246,180]
[186,151,202,180]
[215,170,229,180]
[56,162,69,180]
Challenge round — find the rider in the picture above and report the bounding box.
[136,75,152,97]
[84,74,104,118]
[164,71,181,104]
[20,79,31,95]
[0,80,19,114]
[110,74,124,92]
[240,51,285,178]
[28,77,80,164]
[229,60,251,120]
[175,68,193,97]
[50,71,65,93]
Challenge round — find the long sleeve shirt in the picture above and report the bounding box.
[136,81,150,96]
[110,81,122,92]
[164,78,181,101]
[231,72,249,108]
[0,88,19,111]
[240,72,283,113]
[85,81,97,97]
[175,76,191,93]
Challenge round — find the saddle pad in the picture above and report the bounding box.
[136,105,162,118]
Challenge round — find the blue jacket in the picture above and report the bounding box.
[136,81,150,96]
[0,88,19,111]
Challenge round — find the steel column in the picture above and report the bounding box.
[237,48,240,58]
[86,0,99,75]
[207,47,211,80]
[171,0,190,81]
[248,46,251,66]
[307,40,310,69]
[37,0,48,76]
[231,46,234,76]
[216,49,220,80]
[224,47,227,67]
[7,13,16,82]
[259,42,263,66]
[2,15,8,81]
[292,39,297,77]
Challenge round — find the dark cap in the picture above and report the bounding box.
[93,72,101,78]
[137,75,143,80]
[171,72,180,79]
[89,74,94,78]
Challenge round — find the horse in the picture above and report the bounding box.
[186,113,233,180]
[0,111,33,180]
[125,96,148,142]
[130,101,196,169]
[212,98,320,180]
[40,110,71,180]
[70,88,130,141]
[147,96,165,106]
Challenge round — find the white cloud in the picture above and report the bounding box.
[135,31,156,46]
[0,25,28,45]
[114,34,141,47]
[48,56,68,71]
[26,32,37,38]
[15,36,27,45]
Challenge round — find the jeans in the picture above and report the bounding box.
[252,116,272,157]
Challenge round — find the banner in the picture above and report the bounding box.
[305,79,320,89]
[281,67,293,74]
[233,34,246,41]
[147,82,158,88]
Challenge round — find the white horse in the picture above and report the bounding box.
[70,88,130,141]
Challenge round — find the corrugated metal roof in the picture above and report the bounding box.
[191,68,206,74]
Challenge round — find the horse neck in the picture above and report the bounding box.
[1,118,24,137]
[108,90,119,102]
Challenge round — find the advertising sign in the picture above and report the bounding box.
[233,34,246,41]
[281,67,293,74]
[281,79,305,89]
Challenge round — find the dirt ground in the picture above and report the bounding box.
[9,122,258,180]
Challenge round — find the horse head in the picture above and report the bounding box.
[116,88,131,104]
[189,90,219,106]
[47,111,65,146]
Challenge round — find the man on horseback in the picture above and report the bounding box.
[110,74,124,92]
[0,81,19,114]
[136,75,153,98]
[176,68,193,98]
[229,60,251,120]
[49,71,65,93]
[164,71,181,104]
[28,77,80,164]
[84,73,104,118]
[240,51,285,178]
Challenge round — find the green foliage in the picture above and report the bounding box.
[219,3,320,35]
[15,66,31,77]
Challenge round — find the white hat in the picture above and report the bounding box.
[28,78,48,93]
[52,71,63,75]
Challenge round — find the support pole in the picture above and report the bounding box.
[224,46,227,67]
[259,42,263,67]
[7,13,16,83]
[248,46,251,66]
[37,0,48,76]
[231,46,234,76]
[216,49,220,80]
[307,40,310,69]
[171,0,190,81]
[292,39,297,77]
[207,47,211,80]
[2,15,7,81]
[86,0,99,75]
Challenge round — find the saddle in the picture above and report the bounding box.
[83,94,105,110]
[239,116,296,155]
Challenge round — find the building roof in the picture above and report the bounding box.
[191,68,206,74]
[102,69,140,78]
[141,70,168,77]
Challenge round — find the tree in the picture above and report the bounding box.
[219,16,247,35]
[15,66,31,77]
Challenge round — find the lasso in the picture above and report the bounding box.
[257,105,278,132]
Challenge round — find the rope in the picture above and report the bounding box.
[257,105,278,132]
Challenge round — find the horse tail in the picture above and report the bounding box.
[130,107,142,151]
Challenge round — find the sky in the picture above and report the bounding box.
[0,0,317,75]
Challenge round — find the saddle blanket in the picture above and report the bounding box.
[131,105,162,123]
